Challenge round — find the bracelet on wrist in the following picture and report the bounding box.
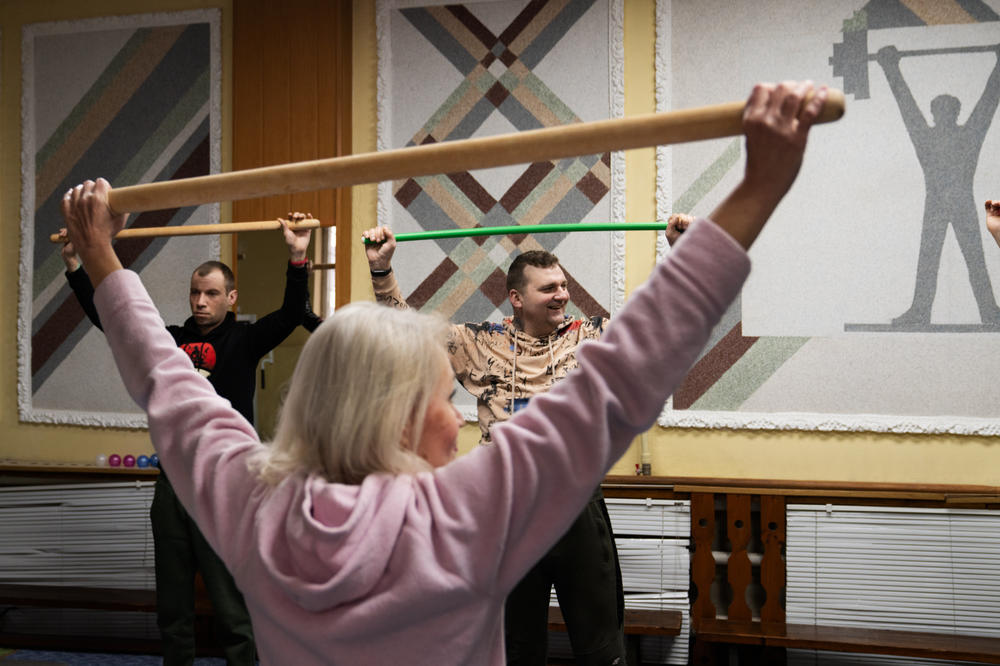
[370,267,392,277]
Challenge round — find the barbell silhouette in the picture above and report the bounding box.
[831,29,997,100]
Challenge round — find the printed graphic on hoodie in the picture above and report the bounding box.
[181,341,217,378]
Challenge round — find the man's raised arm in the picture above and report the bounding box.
[362,226,409,310]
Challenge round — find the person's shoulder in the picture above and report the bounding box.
[229,316,253,334]
[172,318,199,338]
[586,315,608,332]
[459,320,507,335]
[556,315,605,338]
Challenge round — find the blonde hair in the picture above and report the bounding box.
[252,302,451,485]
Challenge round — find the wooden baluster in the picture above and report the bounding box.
[726,494,752,621]
[760,494,788,665]
[691,492,719,666]
[690,492,717,624]
[760,495,786,623]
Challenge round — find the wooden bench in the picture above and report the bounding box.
[695,619,1000,664]
[0,468,229,654]
[0,583,159,612]
[547,606,683,664]
[0,582,215,654]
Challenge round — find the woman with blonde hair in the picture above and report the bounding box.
[61,81,827,665]
[254,303,454,485]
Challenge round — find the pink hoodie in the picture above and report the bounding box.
[94,219,748,664]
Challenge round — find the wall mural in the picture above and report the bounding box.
[377,0,625,420]
[657,0,1000,434]
[18,10,221,427]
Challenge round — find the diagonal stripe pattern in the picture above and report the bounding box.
[27,21,214,394]
[860,0,999,29]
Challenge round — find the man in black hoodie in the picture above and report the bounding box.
[59,215,311,664]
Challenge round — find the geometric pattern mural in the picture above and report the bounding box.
[377,0,624,332]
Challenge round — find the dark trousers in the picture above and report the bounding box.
[504,488,626,666]
[151,473,256,665]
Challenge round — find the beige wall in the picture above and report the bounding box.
[2,0,997,487]
[347,0,1000,486]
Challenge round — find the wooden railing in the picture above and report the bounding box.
[603,475,1000,665]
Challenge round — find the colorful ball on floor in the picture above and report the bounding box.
[108,454,121,467]
[137,455,150,468]
[95,454,107,467]
[123,455,136,467]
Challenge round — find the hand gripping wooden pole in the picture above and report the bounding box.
[102,89,845,216]
[49,218,321,243]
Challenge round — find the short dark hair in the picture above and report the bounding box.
[506,250,561,292]
[193,261,236,293]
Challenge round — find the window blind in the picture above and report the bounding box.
[786,503,1000,666]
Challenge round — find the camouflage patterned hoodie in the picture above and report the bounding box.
[373,273,605,444]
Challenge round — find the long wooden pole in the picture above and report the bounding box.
[49,218,321,243]
[104,90,846,216]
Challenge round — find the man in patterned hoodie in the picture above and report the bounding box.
[363,214,689,666]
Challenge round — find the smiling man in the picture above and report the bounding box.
[363,227,646,666]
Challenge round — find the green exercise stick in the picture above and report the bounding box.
[361,222,669,244]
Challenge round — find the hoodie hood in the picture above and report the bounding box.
[504,313,575,341]
[181,309,236,339]
[252,472,414,612]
